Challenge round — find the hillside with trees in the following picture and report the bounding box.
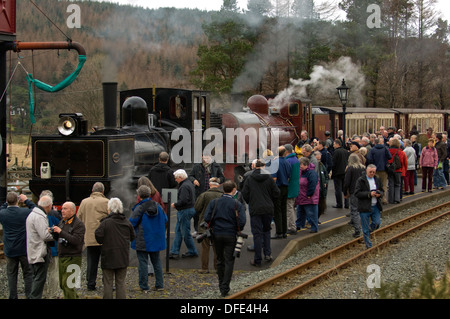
[6,0,450,134]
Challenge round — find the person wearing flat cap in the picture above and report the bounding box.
[350,141,366,166]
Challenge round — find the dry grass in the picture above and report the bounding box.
[6,143,32,168]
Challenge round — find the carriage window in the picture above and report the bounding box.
[289,103,299,116]
[169,95,187,120]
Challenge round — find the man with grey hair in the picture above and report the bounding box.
[26,195,55,299]
[51,201,85,299]
[169,169,198,259]
[0,192,35,299]
[77,181,109,291]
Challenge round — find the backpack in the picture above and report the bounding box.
[386,149,401,175]
[393,149,402,170]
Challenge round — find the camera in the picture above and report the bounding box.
[58,237,69,247]
[197,221,212,243]
[233,232,248,258]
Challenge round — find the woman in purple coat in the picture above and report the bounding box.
[296,157,320,233]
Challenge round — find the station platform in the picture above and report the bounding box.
[129,176,450,272]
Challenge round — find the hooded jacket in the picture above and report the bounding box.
[368,143,392,172]
[241,168,280,216]
[130,198,167,252]
[295,163,320,206]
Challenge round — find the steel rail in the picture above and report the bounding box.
[227,202,450,299]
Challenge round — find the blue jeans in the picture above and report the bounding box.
[296,204,319,232]
[360,205,381,248]
[170,207,198,256]
[433,167,447,188]
[136,250,163,290]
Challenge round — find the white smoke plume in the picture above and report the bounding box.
[272,56,366,107]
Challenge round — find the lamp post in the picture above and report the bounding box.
[337,79,350,143]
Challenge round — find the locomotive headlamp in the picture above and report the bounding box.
[58,113,87,136]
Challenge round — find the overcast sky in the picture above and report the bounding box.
[99,0,450,21]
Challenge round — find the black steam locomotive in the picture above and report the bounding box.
[29,83,214,207]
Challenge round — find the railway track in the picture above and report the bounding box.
[227,202,450,299]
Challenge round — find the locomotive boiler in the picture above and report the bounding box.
[221,94,313,181]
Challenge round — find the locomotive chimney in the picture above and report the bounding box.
[103,82,118,128]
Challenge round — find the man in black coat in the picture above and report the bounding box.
[354,164,384,249]
[0,192,35,299]
[331,139,349,209]
[242,159,280,266]
[204,180,246,297]
[148,152,177,194]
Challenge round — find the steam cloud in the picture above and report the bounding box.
[273,56,367,107]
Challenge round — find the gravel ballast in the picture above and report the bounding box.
[0,196,448,299]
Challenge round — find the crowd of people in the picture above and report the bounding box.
[1,126,448,299]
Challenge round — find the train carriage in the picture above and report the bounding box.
[393,108,448,135]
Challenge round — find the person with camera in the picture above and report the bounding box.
[51,201,85,299]
[354,164,384,249]
[194,177,223,273]
[203,180,246,297]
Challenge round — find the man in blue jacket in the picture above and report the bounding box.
[271,146,291,239]
[0,192,36,299]
[130,185,167,292]
[204,180,246,297]
[368,136,392,205]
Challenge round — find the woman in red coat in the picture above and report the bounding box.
[387,138,408,204]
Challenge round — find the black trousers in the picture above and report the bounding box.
[333,175,349,208]
[86,246,102,289]
[30,250,51,299]
[213,235,236,296]
[273,185,288,235]
[6,255,32,299]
